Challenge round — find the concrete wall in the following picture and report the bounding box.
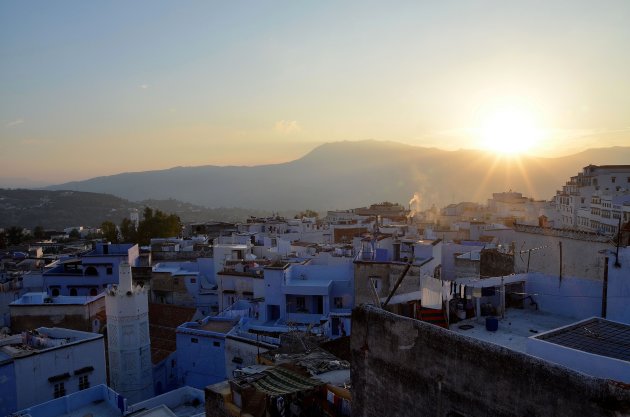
[351,305,630,417]
[0,290,21,328]
[10,298,105,333]
[14,336,107,411]
[513,227,609,280]
[441,243,484,280]
[354,262,422,306]
[0,361,17,416]
[224,335,274,379]
[480,249,514,278]
[177,327,228,389]
[525,273,602,319]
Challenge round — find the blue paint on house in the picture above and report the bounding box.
[43,243,139,296]
[176,317,238,388]
[0,359,17,416]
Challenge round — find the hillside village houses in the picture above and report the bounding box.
[0,164,630,415]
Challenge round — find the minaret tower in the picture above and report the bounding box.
[106,261,153,403]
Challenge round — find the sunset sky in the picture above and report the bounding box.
[1,1,630,184]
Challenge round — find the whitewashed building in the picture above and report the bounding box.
[553,164,630,234]
[106,262,153,404]
[0,327,106,415]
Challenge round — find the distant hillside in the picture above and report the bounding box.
[0,190,274,229]
[46,140,630,210]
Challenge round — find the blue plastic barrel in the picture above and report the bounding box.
[486,317,499,332]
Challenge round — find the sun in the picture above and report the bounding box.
[478,106,545,155]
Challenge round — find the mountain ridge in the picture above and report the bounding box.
[44,140,630,211]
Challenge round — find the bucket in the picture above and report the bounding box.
[486,317,498,332]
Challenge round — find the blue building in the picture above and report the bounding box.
[261,258,354,339]
[175,316,238,389]
[0,327,107,415]
[43,243,139,296]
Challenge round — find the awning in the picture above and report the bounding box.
[251,367,323,396]
[455,273,527,288]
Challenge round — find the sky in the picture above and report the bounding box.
[1,1,630,185]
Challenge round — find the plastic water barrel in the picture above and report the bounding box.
[486,317,499,332]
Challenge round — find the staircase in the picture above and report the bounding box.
[417,307,448,328]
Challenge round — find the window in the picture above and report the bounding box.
[334,297,343,308]
[191,337,198,343]
[213,341,220,347]
[296,297,306,311]
[370,277,381,290]
[54,382,66,398]
[612,176,616,183]
[78,375,89,390]
[106,267,113,275]
[51,287,60,297]
[70,288,78,296]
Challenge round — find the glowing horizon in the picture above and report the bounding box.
[1,1,630,185]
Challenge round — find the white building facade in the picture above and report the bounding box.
[105,262,153,404]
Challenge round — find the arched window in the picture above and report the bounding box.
[70,288,78,296]
[84,266,98,276]
[89,288,98,297]
[51,288,60,297]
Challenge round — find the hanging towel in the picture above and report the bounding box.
[421,276,443,309]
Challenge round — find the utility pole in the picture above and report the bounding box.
[615,217,622,268]
[602,257,609,318]
[558,241,563,285]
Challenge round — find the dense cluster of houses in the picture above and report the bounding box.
[1,164,629,416]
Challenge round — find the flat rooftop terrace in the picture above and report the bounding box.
[449,308,576,353]
[535,317,630,362]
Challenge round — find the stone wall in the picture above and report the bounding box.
[351,305,630,417]
[480,249,514,278]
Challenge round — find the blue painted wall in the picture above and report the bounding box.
[526,273,602,319]
[176,327,228,389]
[0,361,17,416]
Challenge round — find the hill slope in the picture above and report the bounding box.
[47,141,630,210]
[0,190,273,229]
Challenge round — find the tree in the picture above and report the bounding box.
[6,226,26,245]
[120,217,137,242]
[100,221,119,243]
[136,208,181,245]
[68,229,81,240]
[33,225,45,240]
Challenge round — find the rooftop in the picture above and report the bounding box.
[178,317,238,335]
[11,292,104,306]
[534,317,630,362]
[128,386,205,417]
[13,385,122,417]
[0,327,102,360]
[450,309,576,353]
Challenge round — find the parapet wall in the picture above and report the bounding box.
[351,305,630,417]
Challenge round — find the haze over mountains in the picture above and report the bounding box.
[45,140,630,211]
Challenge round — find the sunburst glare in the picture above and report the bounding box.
[478,105,546,155]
